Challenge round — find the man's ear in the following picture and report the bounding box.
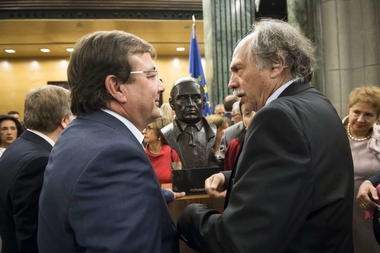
[270,55,286,79]
[61,116,69,129]
[104,75,127,103]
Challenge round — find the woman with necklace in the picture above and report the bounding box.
[143,116,181,185]
[343,86,380,253]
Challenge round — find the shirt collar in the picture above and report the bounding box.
[176,118,203,132]
[102,109,144,144]
[27,129,55,146]
[265,78,300,106]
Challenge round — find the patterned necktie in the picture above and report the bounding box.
[184,125,197,147]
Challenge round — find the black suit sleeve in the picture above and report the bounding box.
[368,172,380,186]
[177,106,314,252]
[11,157,48,253]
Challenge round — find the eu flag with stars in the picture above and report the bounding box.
[189,24,212,116]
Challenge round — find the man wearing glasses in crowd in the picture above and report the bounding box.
[38,31,180,253]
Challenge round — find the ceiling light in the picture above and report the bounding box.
[5,49,16,53]
[40,48,50,53]
[176,47,185,52]
[66,48,74,52]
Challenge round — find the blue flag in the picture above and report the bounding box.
[189,24,212,116]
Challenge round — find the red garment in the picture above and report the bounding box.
[224,138,242,171]
[145,144,181,185]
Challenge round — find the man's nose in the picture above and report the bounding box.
[228,74,238,89]
[156,79,165,93]
[185,96,195,106]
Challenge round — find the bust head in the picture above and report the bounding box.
[169,77,206,124]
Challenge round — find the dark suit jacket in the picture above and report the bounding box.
[37,110,179,253]
[177,82,354,252]
[369,172,380,186]
[219,121,245,159]
[0,131,52,253]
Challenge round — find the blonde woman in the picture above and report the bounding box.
[160,102,175,122]
[205,114,230,159]
[343,86,380,253]
[143,116,181,185]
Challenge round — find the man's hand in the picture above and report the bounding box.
[165,188,186,200]
[173,191,186,200]
[205,172,226,199]
[357,180,379,210]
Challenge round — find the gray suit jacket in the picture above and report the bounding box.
[219,121,245,159]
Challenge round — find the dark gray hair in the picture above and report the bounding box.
[68,30,156,116]
[245,19,317,82]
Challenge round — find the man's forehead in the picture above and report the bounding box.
[175,82,201,94]
[130,53,155,69]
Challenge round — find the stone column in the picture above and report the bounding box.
[202,0,254,108]
[289,0,380,117]
[287,0,324,93]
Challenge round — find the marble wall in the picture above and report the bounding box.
[289,0,380,117]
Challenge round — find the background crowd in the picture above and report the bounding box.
[0,18,380,253]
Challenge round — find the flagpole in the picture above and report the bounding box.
[192,15,196,39]
[189,14,212,116]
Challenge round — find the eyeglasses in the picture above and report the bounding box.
[143,126,154,132]
[130,70,159,81]
[231,113,241,118]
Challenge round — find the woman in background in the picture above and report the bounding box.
[143,116,181,185]
[160,102,175,122]
[224,102,255,171]
[206,114,230,160]
[0,115,23,157]
[343,86,380,253]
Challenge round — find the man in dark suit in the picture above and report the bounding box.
[223,95,239,125]
[37,31,179,253]
[177,19,354,252]
[0,85,72,253]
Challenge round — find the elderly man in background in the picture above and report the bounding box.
[223,94,239,124]
[177,19,354,253]
[0,85,72,253]
[213,104,226,116]
[230,101,242,124]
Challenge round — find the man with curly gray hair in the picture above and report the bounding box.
[178,19,354,253]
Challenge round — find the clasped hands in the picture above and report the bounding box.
[357,181,380,212]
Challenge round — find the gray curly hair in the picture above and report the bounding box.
[245,19,317,82]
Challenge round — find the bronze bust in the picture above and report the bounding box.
[161,77,219,169]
